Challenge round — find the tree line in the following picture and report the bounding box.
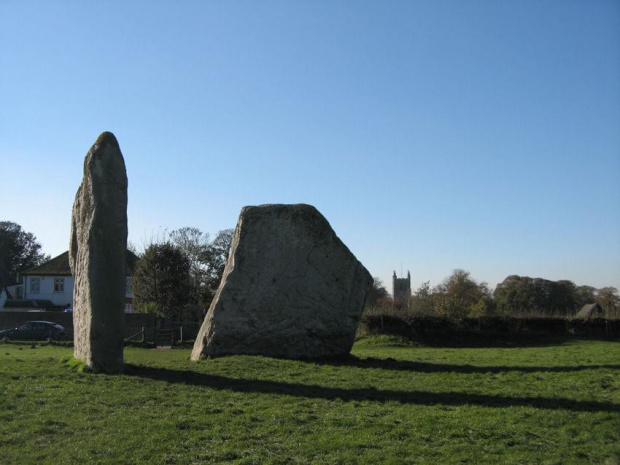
[0,221,233,320]
[2,221,619,319]
[366,269,620,319]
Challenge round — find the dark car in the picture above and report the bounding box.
[0,321,66,341]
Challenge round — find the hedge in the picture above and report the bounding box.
[359,314,620,340]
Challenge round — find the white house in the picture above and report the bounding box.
[5,250,138,312]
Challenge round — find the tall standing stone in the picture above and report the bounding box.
[70,131,128,373]
[191,204,373,360]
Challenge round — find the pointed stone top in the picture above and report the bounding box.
[80,131,127,190]
[93,131,119,149]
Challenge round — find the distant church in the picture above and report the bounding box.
[392,270,411,307]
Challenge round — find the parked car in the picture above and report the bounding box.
[0,321,66,341]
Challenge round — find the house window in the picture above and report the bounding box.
[30,278,40,295]
[54,278,65,293]
[126,277,132,295]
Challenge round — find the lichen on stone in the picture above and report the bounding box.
[94,131,118,148]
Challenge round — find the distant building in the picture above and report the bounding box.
[4,250,138,312]
[392,270,411,307]
[575,303,605,319]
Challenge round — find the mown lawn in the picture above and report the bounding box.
[0,336,619,464]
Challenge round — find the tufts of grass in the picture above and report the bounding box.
[355,334,419,347]
[60,355,92,373]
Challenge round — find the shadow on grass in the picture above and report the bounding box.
[324,356,620,374]
[124,364,620,414]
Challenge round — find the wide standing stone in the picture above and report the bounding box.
[191,204,373,360]
[70,132,128,373]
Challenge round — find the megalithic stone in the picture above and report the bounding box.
[70,132,128,373]
[191,204,374,360]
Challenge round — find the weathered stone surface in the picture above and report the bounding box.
[70,131,127,373]
[191,204,373,360]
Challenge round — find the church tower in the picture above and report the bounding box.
[392,270,411,307]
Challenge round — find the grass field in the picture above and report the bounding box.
[0,336,619,464]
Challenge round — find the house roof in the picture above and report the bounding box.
[22,250,139,276]
[575,303,604,319]
[22,252,72,276]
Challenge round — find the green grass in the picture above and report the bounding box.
[0,337,619,464]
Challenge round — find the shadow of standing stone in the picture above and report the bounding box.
[70,132,127,373]
[191,204,373,360]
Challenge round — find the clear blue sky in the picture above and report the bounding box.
[1,1,619,293]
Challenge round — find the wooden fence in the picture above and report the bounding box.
[0,311,204,346]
